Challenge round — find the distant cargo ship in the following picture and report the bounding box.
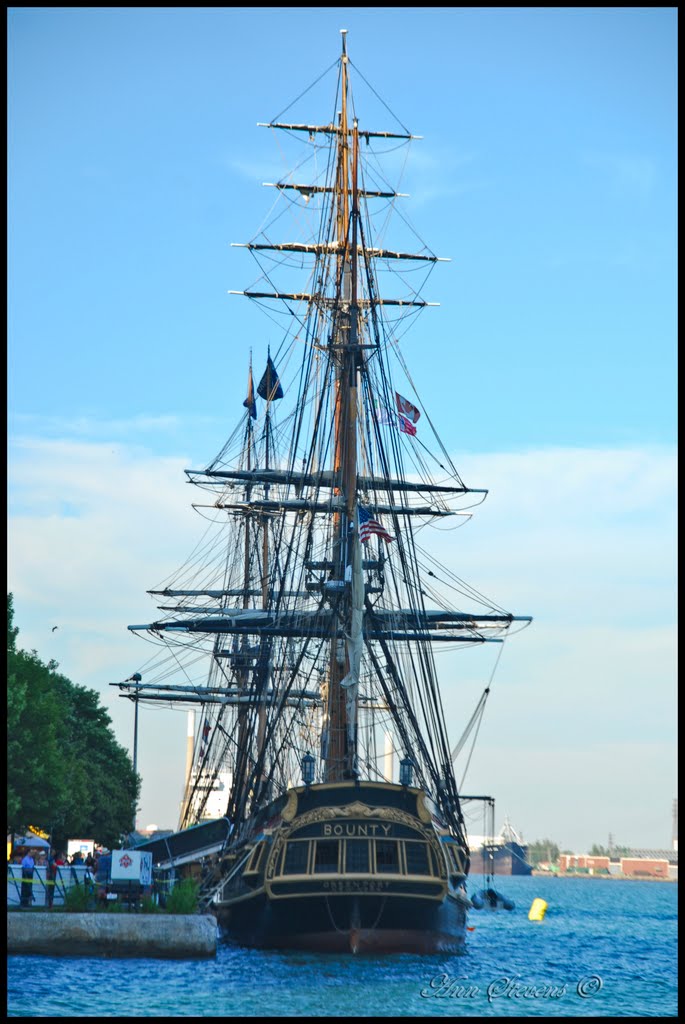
[467,818,533,876]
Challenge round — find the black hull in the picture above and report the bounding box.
[210,782,469,953]
[215,890,467,953]
[470,843,532,876]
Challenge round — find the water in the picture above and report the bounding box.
[7,877,677,1017]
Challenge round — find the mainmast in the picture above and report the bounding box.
[122,29,532,829]
[325,30,361,782]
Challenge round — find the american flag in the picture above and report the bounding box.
[358,505,395,545]
[397,414,417,436]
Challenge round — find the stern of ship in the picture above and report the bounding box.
[213,781,470,953]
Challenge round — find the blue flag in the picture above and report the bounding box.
[257,355,284,401]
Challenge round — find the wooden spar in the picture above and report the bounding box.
[254,408,271,793]
[257,122,420,141]
[229,291,437,307]
[233,242,446,262]
[231,373,253,817]
[263,182,409,199]
[185,467,483,495]
[243,402,252,612]
[326,32,354,783]
[346,116,360,524]
[195,500,460,517]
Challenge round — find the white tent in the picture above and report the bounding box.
[14,834,50,849]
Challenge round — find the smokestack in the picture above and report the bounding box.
[178,710,196,829]
[383,732,395,784]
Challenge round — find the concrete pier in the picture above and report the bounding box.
[7,911,218,959]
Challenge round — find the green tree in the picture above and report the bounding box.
[7,594,139,848]
[527,839,561,865]
[8,593,19,653]
[49,672,139,849]
[8,644,68,830]
[590,842,630,858]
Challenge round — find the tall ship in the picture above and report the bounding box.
[121,31,531,953]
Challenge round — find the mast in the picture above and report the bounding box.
[255,388,272,797]
[231,360,255,818]
[120,30,532,835]
[324,30,361,782]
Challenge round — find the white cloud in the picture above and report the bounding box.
[7,435,677,845]
[9,412,220,440]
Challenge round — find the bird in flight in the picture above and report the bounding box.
[51,626,59,632]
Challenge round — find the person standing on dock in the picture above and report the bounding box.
[20,849,35,907]
[46,848,57,908]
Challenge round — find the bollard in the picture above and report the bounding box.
[528,897,547,921]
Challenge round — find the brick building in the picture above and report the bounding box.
[620,857,670,878]
[559,854,610,873]
[559,850,677,879]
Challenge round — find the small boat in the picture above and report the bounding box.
[471,887,515,912]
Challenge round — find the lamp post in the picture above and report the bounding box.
[301,752,316,786]
[128,673,142,777]
[399,756,414,788]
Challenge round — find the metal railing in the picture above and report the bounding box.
[7,864,93,907]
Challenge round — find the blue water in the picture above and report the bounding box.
[7,877,677,1017]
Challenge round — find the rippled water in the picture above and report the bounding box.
[7,876,677,1017]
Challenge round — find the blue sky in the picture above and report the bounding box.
[8,8,677,851]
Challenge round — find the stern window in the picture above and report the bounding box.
[314,840,339,874]
[282,841,310,876]
[404,841,431,875]
[345,839,370,874]
[375,840,400,874]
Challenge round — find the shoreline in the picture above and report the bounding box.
[530,870,676,882]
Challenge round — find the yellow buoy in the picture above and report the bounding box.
[528,897,548,921]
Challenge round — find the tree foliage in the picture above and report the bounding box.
[7,594,139,848]
[527,839,561,865]
[590,843,631,858]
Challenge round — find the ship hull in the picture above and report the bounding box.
[210,781,470,954]
[216,890,467,953]
[469,843,532,876]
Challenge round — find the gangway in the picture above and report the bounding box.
[129,817,231,870]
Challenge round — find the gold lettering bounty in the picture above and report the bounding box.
[322,823,392,837]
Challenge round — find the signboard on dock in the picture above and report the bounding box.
[111,850,153,885]
[67,838,94,858]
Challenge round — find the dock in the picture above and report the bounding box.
[7,911,218,958]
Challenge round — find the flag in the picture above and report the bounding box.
[243,364,257,419]
[374,401,395,427]
[358,505,395,545]
[398,414,417,436]
[257,354,284,401]
[395,392,420,424]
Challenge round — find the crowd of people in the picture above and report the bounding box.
[14,846,110,907]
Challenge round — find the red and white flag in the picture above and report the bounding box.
[395,392,421,424]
